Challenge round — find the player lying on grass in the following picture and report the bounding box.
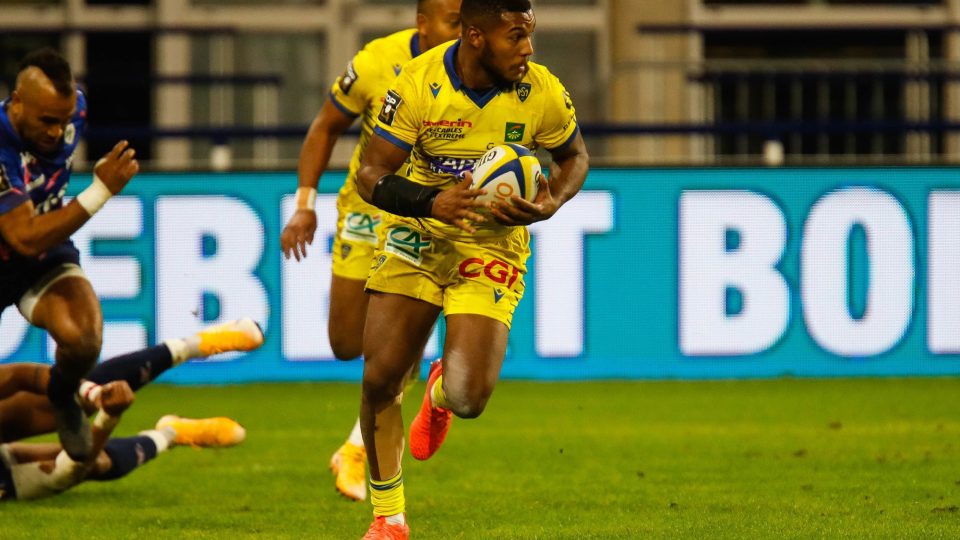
[0,318,262,443]
[0,377,245,501]
[0,318,262,500]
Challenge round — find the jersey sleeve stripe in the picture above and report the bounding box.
[328,92,362,118]
[546,124,580,153]
[374,126,414,152]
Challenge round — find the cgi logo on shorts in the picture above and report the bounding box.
[385,226,431,264]
[458,257,521,289]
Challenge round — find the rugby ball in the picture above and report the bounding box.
[469,144,542,210]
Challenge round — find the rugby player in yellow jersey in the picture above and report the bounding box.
[354,0,589,537]
[280,0,462,503]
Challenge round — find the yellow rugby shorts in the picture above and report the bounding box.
[365,220,530,328]
[331,185,385,280]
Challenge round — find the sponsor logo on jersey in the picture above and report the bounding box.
[422,118,472,141]
[35,182,68,215]
[426,155,477,177]
[378,90,403,126]
[430,82,442,98]
[516,82,531,102]
[422,119,473,128]
[504,122,526,142]
[385,226,432,265]
[339,61,359,94]
[393,64,402,76]
[64,123,76,145]
[458,257,521,289]
[563,90,573,110]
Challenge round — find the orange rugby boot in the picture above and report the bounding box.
[156,415,246,447]
[197,318,264,356]
[361,516,409,540]
[409,360,452,460]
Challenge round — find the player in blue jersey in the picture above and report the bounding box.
[0,319,261,501]
[354,0,589,537]
[0,49,139,462]
[0,377,240,502]
[0,318,263,444]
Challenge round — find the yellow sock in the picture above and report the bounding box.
[430,374,450,409]
[370,469,405,517]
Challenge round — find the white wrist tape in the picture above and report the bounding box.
[93,410,119,431]
[79,380,102,406]
[295,187,317,211]
[75,175,112,216]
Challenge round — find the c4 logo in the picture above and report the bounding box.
[385,226,432,264]
[341,212,380,244]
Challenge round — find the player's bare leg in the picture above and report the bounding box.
[409,314,508,460]
[328,277,426,501]
[30,275,102,460]
[328,275,370,499]
[0,319,263,444]
[434,314,508,417]
[360,292,439,536]
[329,275,369,360]
[326,275,372,500]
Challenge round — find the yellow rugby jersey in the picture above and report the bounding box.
[373,39,579,240]
[329,28,422,183]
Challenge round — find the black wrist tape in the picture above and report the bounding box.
[371,174,441,217]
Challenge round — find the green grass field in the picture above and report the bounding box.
[4,377,960,539]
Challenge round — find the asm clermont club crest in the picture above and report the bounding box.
[516,83,531,102]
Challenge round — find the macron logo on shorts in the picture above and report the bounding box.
[493,288,505,304]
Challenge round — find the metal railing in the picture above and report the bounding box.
[64,59,960,169]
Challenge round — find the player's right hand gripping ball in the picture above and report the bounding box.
[469,144,543,224]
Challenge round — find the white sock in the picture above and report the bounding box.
[347,418,364,446]
[140,428,175,453]
[165,336,202,365]
[385,513,405,526]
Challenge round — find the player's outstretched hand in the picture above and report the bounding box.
[99,381,134,417]
[490,171,557,226]
[281,209,317,261]
[431,172,490,234]
[94,140,139,195]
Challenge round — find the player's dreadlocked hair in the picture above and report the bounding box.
[18,48,74,97]
[461,0,533,30]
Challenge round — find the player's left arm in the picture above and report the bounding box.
[6,381,133,499]
[492,73,589,226]
[0,363,49,400]
[491,131,589,226]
